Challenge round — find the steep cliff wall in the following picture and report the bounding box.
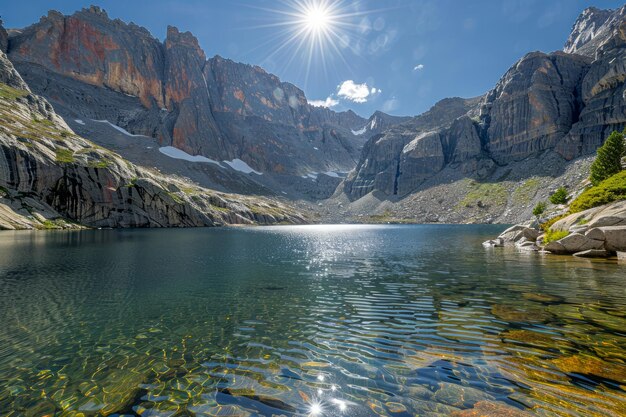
[6,6,373,179]
[343,5,626,202]
[0,50,306,229]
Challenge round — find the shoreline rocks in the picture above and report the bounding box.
[484,200,626,259]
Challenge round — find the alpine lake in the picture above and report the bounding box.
[1,225,625,417]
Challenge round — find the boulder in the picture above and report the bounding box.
[558,233,604,253]
[544,241,568,254]
[515,238,538,251]
[483,239,504,248]
[598,226,626,251]
[498,225,539,244]
[573,249,611,258]
[585,227,606,241]
[586,201,626,228]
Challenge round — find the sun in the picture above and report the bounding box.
[246,0,375,85]
[301,3,333,34]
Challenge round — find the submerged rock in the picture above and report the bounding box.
[432,382,495,408]
[552,354,626,382]
[491,304,552,323]
[521,292,564,303]
[451,401,532,416]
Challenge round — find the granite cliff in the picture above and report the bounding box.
[0,49,306,229]
[328,5,626,224]
[4,6,376,186]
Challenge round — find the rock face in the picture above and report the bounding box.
[5,6,387,181]
[564,6,626,58]
[0,49,306,229]
[344,97,482,199]
[343,5,626,201]
[0,20,8,53]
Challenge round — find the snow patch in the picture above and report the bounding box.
[351,126,367,135]
[74,119,85,125]
[92,120,147,137]
[324,171,340,178]
[313,147,319,150]
[159,146,222,165]
[370,118,377,130]
[223,159,262,175]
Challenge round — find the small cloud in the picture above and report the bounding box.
[337,80,380,103]
[413,64,424,71]
[309,96,339,108]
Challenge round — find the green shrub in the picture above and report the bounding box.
[590,131,625,186]
[540,214,568,231]
[532,201,547,217]
[549,187,568,204]
[569,170,626,213]
[543,229,569,244]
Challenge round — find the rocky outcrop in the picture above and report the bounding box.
[344,97,482,199]
[481,52,591,164]
[485,200,626,258]
[564,6,626,58]
[343,6,626,202]
[0,50,306,229]
[5,6,377,182]
[0,20,8,53]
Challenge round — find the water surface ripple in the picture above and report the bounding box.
[1,225,626,416]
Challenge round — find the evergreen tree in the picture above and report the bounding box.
[549,187,568,204]
[590,130,625,186]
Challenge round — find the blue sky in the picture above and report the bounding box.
[2,0,623,117]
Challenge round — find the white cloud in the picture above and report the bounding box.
[309,96,339,108]
[413,64,424,71]
[337,80,380,103]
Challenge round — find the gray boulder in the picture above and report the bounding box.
[598,226,626,251]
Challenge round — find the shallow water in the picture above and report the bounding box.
[1,225,626,417]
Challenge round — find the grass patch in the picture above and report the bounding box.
[512,178,541,204]
[210,204,230,213]
[125,177,138,187]
[543,229,569,244]
[55,148,75,164]
[0,83,29,100]
[569,170,626,213]
[33,118,55,127]
[38,219,68,230]
[167,192,183,204]
[88,160,111,169]
[458,182,508,208]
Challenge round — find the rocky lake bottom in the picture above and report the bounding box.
[0,225,625,416]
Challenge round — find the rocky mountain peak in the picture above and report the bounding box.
[0,20,8,53]
[85,5,108,18]
[166,26,205,60]
[564,5,626,58]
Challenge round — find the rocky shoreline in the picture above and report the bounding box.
[484,200,626,259]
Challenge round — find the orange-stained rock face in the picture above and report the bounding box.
[6,6,369,178]
[9,8,165,108]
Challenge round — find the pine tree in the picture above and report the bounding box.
[589,130,625,186]
[549,187,568,204]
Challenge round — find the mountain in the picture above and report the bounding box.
[4,6,406,197]
[328,5,626,224]
[0,48,305,229]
